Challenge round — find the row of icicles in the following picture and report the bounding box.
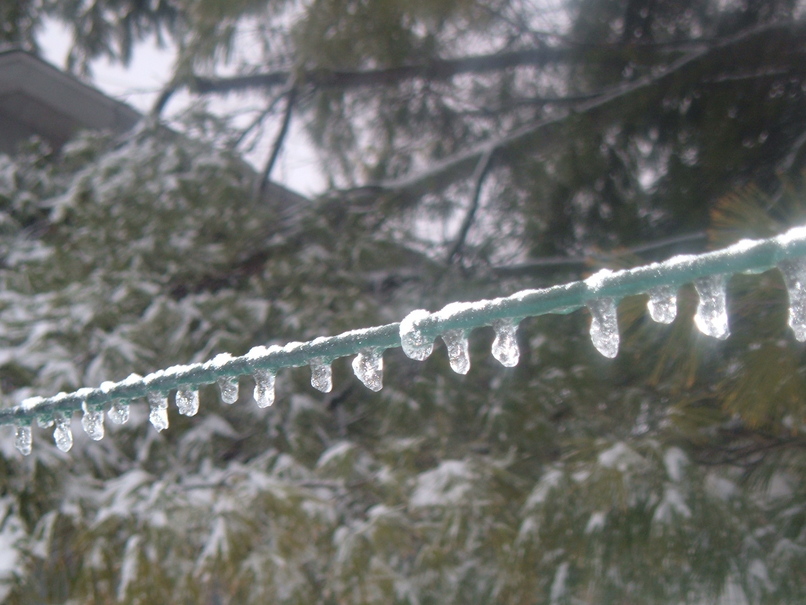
[12,259,806,456]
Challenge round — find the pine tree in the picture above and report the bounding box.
[0,0,805,602]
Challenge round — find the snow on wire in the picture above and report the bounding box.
[6,226,806,455]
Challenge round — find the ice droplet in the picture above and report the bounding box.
[108,400,130,425]
[491,319,520,367]
[217,377,239,404]
[647,285,678,324]
[588,297,620,358]
[352,349,384,391]
[53,415,73,452]
[779,258,806,341]
[310,359,333,393]
[176,387,199,417]
[441,329,470,374]
[399,309,434,360]
[147,391,169,432]
[694,275,730,340]
[253,369,276,408]
[36,416,54,429]
[81,401,105,441]
[15,424,31,456]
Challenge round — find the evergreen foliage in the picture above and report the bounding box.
[0,0,805,602]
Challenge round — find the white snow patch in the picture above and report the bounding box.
[663,447,688,482]
[598,442,641,473]
[410,460,474,508]
[549,561,570,603]
[585,511,606,534]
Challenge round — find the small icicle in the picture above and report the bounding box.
[399,309,434,360]
[310,359,333,393]
[491,319,520,367]
[647,285,678,324]
[253,369,276,408]
[352,348,384,391]
[81,401,105,441]
[36,416,54,429]
[217,377,239,404]
[15,424,32,456]
[441,329,470,374]
[779,258,806,342]
[694,275,730,340]
[588,297,620,358]
[108,400,130,425]
[176,386,199,417]
[147,391,169,432]
[53,414,73,452]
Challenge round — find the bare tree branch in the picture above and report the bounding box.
[355,21,802,203]
[256,87,297,200]
[447,148,495,264]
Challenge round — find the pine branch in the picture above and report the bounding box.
[256,87,297,200]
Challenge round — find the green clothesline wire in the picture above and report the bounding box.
[3,226,806,428]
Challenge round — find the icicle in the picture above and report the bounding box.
[253,369,276,408]
[147,391,169,432]
[36,416,54,429]
[352,348,384,392]
[647,285,678,324]
[779,258,806,341]
[441,329,470,374]
[176,386,199,417]
[588,297,620,358]
[81,401,105,441]
[310,359,333,393]
[53,414,73,452]
[15,424,31,456]
[108,400,130,425]
[217,377,239,404]
[491,319,520,367]
[399,309,434,360]
[694,275,730,340]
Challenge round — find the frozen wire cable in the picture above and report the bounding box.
[5,226,806,454]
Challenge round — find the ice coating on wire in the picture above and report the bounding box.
[491,319,520,367]
[15,425,31,456]
[53,414,73,452]
[352,349,384,391]
[400,309,434,360]
[694,275,730,340]
[253,370,276,408]
[588,297,620,358]
[310,359,333,393]
[647,285,678,324]
[147,391,169,432]
[779,258,806,342]
[81,400,105,441]
[176,387,199,417]
[217,377,239,404]
[441,329,471,374]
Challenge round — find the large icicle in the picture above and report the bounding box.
[53,414,73,452]
[352,349,384,391]
[310,359,333,393]
[400,309,434,360]
[217,377,239,404]
[253,369,276,408]
[81,401,105,441]
[441,329,471,374]
[588,297,620,358]
[176,387,199,417]
[647,285,678,324]
[694,275,730,340]
[779,258,806,341]
[15,424,31,456]
[491,319,520,367]
[147,391,169,432]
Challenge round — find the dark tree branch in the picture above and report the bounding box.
[447,148,494,264]
[256,86,297,200]
[151,84,178,117]
[353,21,803,203]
